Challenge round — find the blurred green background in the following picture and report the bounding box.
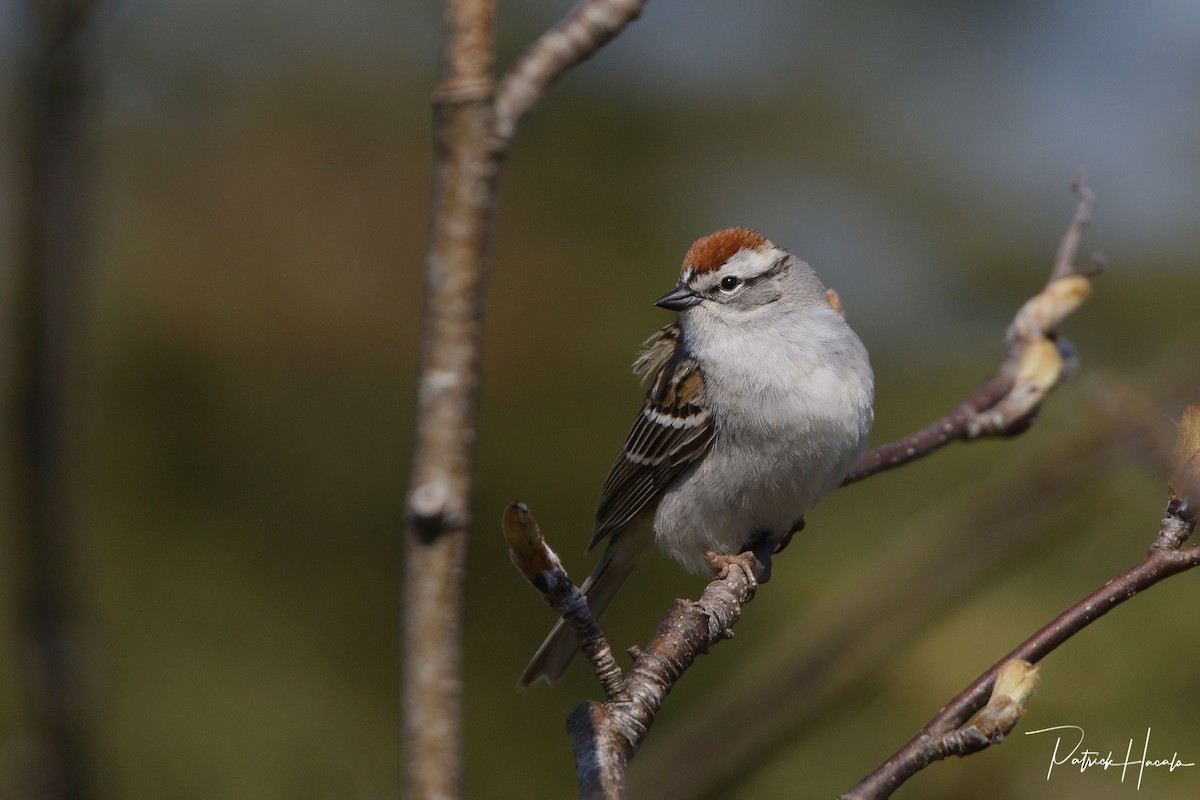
[2,1,1200,798]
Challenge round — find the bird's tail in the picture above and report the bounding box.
[517,531,649,688]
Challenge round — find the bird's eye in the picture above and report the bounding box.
[719,276,742,292]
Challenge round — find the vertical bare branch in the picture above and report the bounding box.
[7,2,100,798]
[405,2,648,795]
[403,2,497,798]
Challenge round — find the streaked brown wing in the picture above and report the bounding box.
[589,324,714,550]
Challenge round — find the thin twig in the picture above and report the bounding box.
[505,507,762,798]
[841,438,1200,800]
[844,180,1095,484]
[1048,172,1096,285]
[503,504,624,699]
[494,0,648,144]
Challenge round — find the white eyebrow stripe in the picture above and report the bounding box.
[709,247,786,283]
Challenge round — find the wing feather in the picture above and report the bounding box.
[589,323,715,550]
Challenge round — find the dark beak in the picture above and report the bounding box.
[654,284,702,311]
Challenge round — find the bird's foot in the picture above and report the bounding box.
[704,549,769,589]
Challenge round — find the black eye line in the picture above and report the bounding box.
[699,254,789,299]
[710,254,788,296]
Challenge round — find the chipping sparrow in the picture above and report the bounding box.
[519,227,874,687]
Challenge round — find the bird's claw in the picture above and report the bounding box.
[704,550,764,591]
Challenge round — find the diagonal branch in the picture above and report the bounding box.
[570,552,760,799]
[844,180,1096,485]
[840,406,1200,800]
[494,0,648,144]
[503,506,761,799]
[503,503,624,699]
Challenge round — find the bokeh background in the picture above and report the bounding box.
[2,1,1200,798]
